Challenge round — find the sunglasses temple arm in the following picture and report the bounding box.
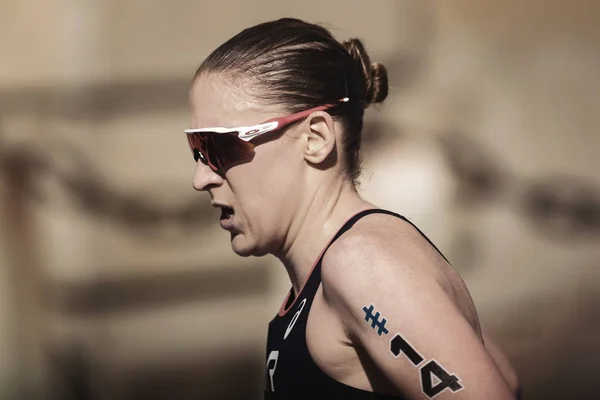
[263,98,349,129]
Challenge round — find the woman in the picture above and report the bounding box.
[185,18,519,400]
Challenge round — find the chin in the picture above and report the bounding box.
[230,233,268,257]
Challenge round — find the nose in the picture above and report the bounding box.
[193,161,224,191]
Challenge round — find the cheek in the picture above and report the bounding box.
[256,147,300,203]
[232,149,298,230]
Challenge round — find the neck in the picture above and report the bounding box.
[274,176,374,296]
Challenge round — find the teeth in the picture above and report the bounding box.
[221,207,234,218]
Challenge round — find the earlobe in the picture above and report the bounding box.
[304,112,337,166]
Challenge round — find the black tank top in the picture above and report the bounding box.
[264,209,449,399]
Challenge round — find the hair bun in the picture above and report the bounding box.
[342,38,388,106]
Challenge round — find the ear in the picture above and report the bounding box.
[303,111,337,165]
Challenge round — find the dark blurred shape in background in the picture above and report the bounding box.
[1,1,598,399]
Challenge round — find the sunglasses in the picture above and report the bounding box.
[185,98,349,172]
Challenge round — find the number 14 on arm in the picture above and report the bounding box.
[322,232,518,400]
[363,304,463,399]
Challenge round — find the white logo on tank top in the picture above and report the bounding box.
[284,298,307,340]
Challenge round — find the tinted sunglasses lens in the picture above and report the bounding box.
[187,134,208,163]
[188,132,254,171]
[208,133,255,170]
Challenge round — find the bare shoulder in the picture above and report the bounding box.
[323,212,450,279]
[319,212,515,399]
[321,212,480,334]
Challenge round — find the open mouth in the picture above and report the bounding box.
[220,206,234,220]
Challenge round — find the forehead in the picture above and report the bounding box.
[190,74,279,128]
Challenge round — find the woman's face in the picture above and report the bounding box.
[189,74,306,256]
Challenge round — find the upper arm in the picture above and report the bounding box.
[482,332,521,397]
[321,233,515,400]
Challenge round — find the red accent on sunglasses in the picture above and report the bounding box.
[185,98,349,172]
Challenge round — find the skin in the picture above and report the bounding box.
[190,72,519,399]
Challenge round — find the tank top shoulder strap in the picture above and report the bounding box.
[316,209,388,256]
[379,209,450,264]
[293,208,450,311]
[321,208,450,264]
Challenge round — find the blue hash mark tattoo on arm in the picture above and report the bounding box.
[362,304,390,336]
[360,304,463,398]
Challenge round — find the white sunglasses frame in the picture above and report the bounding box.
[184,97,349,143]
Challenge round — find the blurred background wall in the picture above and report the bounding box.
[0,1,598,399]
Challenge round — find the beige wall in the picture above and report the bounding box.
[1,1,598,399]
